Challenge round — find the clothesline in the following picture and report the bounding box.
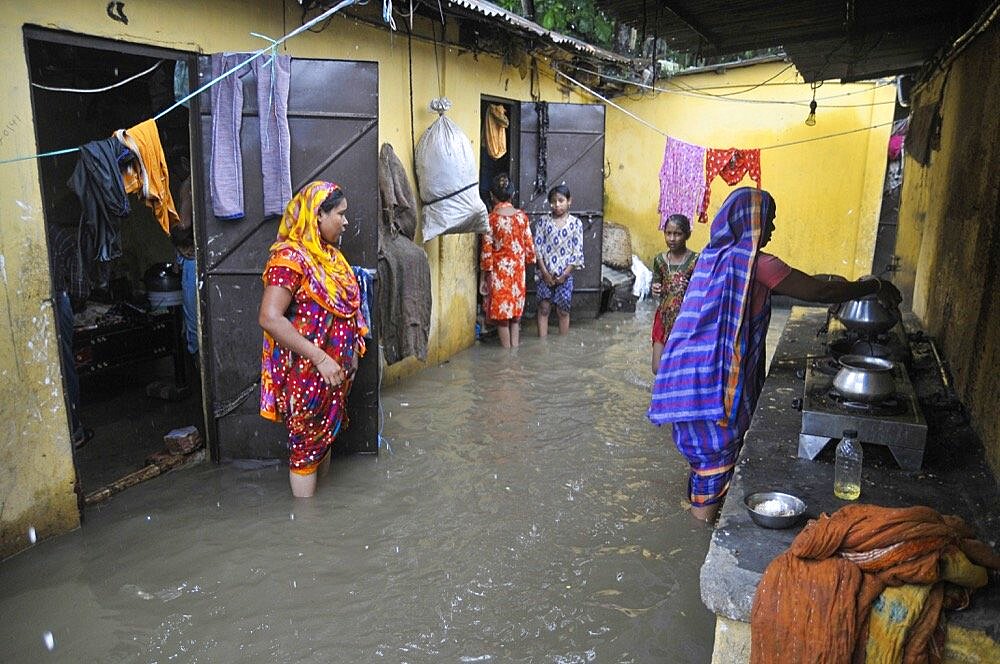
[0,0,361,166]
[31,60,165,94]
[555,70,894,152]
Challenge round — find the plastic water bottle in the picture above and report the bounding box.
[834,429,862,500]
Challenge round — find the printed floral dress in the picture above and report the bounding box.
[260,248,365,473]
[480,204,536,321]
[651,250,698,344]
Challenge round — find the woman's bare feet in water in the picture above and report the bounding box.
[690,502,720,524]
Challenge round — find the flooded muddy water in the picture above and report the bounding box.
[1,303,736,663]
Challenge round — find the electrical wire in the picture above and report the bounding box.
[31,60,164,94]
[915,0,1000,88]
[577,63,892,104]
[570,64,894,107]
[554,69,895,151]
[759,121,894,151]
[681,62,795,97]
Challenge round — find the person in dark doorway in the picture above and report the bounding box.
[479,175,536,349]
[649,213,698,374]
[258,181,368,498]
[534,184,584,338]
[171,171,198,363]
[47,221,93,449]
[649,187,902,523]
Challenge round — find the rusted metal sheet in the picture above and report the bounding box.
[196,57,380,461]
[518,102,606,318]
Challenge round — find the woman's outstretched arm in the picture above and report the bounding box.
[772,268,902,308]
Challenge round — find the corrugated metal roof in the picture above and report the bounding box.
[443,0,633,65]
[592,0,990,82]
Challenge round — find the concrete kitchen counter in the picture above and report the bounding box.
[700,307,1000,660]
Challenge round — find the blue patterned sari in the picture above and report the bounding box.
[648,187,776,505]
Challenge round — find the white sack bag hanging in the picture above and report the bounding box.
[415,98,489,242]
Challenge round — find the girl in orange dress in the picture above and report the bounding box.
[479,177,536,348]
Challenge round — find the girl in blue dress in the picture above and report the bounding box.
[534,185,585,337]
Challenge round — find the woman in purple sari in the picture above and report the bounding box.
[649,188,901,522]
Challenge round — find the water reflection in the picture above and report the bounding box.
[0,303,717,663]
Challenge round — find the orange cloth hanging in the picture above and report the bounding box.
[116,119,180,234]
[485,104,509,160]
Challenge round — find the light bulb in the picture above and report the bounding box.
[804,100,817,126]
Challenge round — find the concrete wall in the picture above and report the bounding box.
[894,22,1000,478]
[603,61,896,279]
[0,0,589,557]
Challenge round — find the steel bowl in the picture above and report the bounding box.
[832,354,896,402]
[744,491,807,529]
[836,294,900,336]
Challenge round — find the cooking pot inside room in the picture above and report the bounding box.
[144,262,182,293]
[144,262,183,308]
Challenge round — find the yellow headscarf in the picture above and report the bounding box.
[266,181,360,318]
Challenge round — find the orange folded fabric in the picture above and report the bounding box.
[116,119,179,234]
[750,504,1000,664]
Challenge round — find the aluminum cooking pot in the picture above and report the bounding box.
[832,354,896,402]
[835,293,900,336]
[144,262,182,293]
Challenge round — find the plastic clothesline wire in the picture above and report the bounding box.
[572,64,895,106]
[31,59,165,94]
[554,69,894,152]
[0,0,361,166]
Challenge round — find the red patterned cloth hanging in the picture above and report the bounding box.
[698,148,762,223]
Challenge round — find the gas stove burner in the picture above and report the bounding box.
[800,351,927,470]
[812,357,840,376]
[826,389,908,416]
[828,337,895,360]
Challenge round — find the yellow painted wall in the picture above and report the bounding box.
[894,23,1000,477]
[603,62,896,279]
[0,0,589,556]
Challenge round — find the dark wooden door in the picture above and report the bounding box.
[517,102,605,317]
[194,57,379,460]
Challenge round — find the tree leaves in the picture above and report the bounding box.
[492,0,616,49]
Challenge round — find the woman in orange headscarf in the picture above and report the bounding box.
[258,181,368,497]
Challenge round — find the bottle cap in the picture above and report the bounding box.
[844,429,858,438]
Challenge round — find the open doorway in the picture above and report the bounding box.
[25,28,204,505]
[476,98,606,331]
[476,96,520,337]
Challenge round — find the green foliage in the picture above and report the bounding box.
[492,0,616,49]
[493,0,523,12]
